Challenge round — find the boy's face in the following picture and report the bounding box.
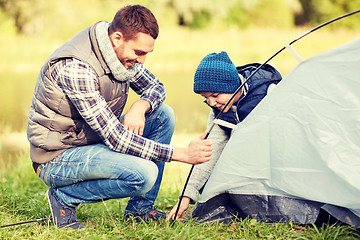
[200,91,242,113]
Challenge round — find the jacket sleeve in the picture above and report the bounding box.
[182,110,230,204]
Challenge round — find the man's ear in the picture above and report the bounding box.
[109,31,124,47]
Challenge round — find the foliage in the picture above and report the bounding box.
[298,0,360,28]
[0,0,359,35]
[0,0,43,35]
[167,0,231,28]
[225,0,295,29]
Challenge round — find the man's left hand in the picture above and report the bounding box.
[122,100,151,136]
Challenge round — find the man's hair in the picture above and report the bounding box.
[109,5,159,40]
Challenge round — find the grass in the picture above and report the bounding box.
[1,153,359,239]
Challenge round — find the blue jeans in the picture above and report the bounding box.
[38,104,175,214]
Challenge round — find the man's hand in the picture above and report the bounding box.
[122,100,150,136]
[172,132,212,165]
[166,196,191,221]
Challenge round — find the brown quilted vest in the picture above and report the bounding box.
[27,22,129,163]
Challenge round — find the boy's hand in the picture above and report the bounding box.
[166,197,191,221]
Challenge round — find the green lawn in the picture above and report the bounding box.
[0,153,359,239]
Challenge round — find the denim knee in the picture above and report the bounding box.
[158,103,175,132]
[136,161,159,195]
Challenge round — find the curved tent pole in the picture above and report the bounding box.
[173,9,360,221]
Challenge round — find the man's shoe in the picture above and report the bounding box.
[125,206,166,223]
[47,189,84,229]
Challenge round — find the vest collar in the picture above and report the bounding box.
[90,22,110,75]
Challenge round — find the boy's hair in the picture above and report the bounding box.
[109,5,159,40]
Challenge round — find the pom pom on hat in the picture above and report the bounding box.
[193,51,239,94]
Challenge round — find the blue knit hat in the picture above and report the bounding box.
[193,51,239,94]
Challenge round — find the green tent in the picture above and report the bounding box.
[192,37,360,228]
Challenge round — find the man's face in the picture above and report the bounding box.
[200,91,241,113]
[111,32,155,69]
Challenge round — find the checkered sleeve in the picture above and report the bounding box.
[129,63,166,112]
[52,58,173,162]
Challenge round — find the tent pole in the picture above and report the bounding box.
[173,9,360,221]
[0,218,50,229]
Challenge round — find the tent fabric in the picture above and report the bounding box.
[192,37,360,228]
[192,193,360,226]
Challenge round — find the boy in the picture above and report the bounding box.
[167,51,282,220]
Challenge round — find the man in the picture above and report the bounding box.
[27,5,212,229]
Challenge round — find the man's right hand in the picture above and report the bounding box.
[172,132,212,165]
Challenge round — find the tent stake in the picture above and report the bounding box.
[173,9,360,221]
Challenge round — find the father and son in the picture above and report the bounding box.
[27,5,281,229]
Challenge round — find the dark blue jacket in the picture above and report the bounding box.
[211,63,282,133]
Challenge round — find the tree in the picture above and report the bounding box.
[167,0,295,29]
[0,0,43,35]
[298,0,360,28]
[167,0,233,28]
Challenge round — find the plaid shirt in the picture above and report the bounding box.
[51,58,174,162]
